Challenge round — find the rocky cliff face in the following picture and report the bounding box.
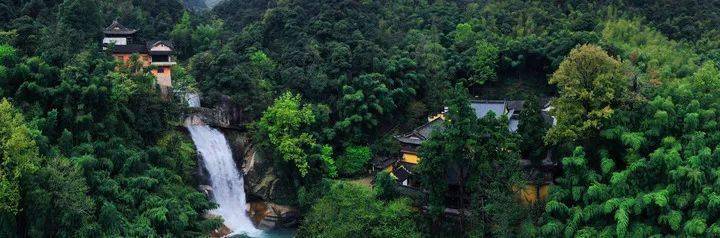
[189,93,298,231]
[222,130,296,203]
[187,94,248,130]
[242,150,298,203]
[221,129,299,229]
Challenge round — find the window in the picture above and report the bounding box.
[157,67,165,73]
[151,55,169,62]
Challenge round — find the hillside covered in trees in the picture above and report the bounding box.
[2,0,720,237]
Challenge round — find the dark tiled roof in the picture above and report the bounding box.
[469,100,525,117]
[103,41,174,55]
[393,165,412,183]
[108,44,148,54]
[104,20,137,35]
[396,100,526,145]
[395,117,445,145]
[471,100,527,132]
[519,156,557,171]
[507,100,525,111]
[102,21,175,55]
[399,161,416,170]
[470,100,507,118]
[395,100,542,144]
[372,157,395,169]
[519,155,557,184]
[149,51,172,56]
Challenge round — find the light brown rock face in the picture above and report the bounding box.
[248,201,300,229]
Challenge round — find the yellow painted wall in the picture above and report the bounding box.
[518,185,537,205]
[538,184,549,200]
[516,184,551,205]
[402,153,420,164]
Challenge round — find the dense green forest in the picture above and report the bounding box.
[2,0,720,237]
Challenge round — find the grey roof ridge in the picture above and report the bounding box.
[394,116,445,140]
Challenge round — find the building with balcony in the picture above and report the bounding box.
[102,20,176,95]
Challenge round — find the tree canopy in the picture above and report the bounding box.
[545,44,629,146]
[416,85,525,236]
[298,180,421,238]
[3,0,720,237]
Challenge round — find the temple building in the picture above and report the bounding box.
[384,100,557,205]
[102,20,176,95]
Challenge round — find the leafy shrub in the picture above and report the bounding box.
[374,171,397,200]
[298,181,421,238]
[336,146,372,176]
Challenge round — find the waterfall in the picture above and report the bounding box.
[186,93,201,108]
[185,93,262,237]
[204,0,224,8]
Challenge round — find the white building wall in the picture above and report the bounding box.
[103,37,128,45]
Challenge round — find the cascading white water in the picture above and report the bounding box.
[185,93,262,237]
[186,120,262,236]
[204,0,224,8]
[186,93,201,108]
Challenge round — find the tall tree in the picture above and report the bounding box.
[0,99,39,235]
[449,23,499,87]
[416,84,524,236]
[518,95,550,166]
[256,92,336,180]
[334,73,396,144]
[0,46,220,237]
[22,156,95,237]
[545,44,628,147]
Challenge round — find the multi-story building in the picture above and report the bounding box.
[102,20,176,95]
